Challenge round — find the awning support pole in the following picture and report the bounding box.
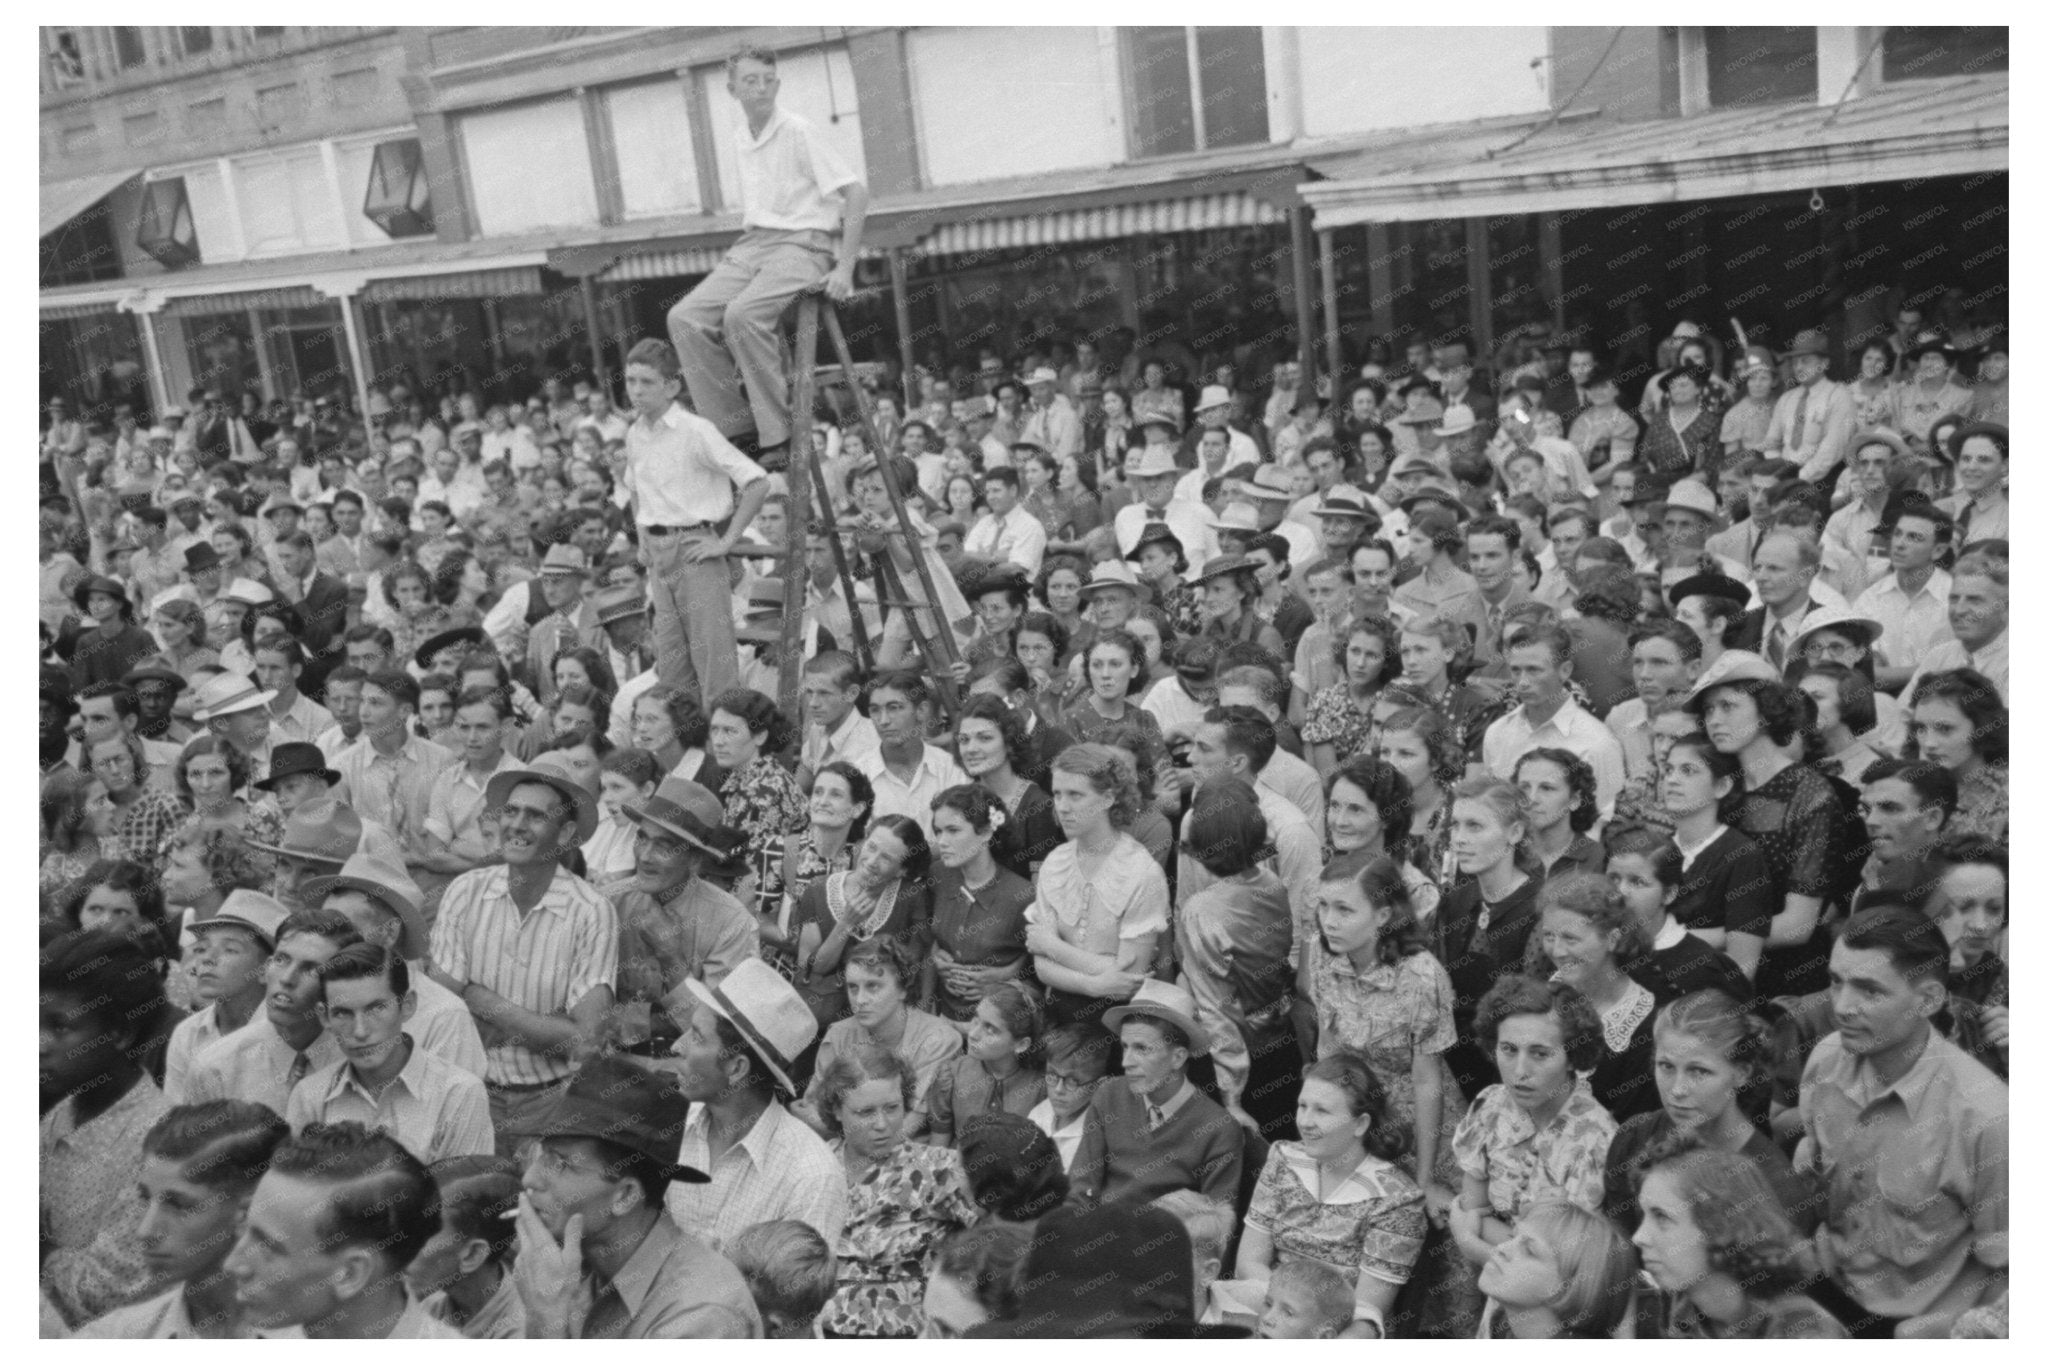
[1464,216,1493,360]
[336,292,374,426]
[1319,227,1341,391]
[135,309,171,417]
[1290,205,1316,390]
[889,249,916,408]
[579,275,610,396]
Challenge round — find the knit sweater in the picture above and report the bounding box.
[1069,1077,1244,1209]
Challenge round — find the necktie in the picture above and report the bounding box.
[1147,1102,1166,1132]
[1956,500,1976,545]
[285,1049,311,1092]
[1766,621,1787,670]
[1789,387,1811,450]
[1147,508,1167,522]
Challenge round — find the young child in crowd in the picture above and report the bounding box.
[727,1220,839,1339]
[583,746,659,886]
[1027,1021,1116,1171]
[925,982,1048,1146]
[1256,1259,1355,1339]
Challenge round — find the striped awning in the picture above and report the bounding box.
[38,300,121,322]
[916,191,1285,257]
[601,246,728,281]
[361,266,545,303]
[158,286,330,317]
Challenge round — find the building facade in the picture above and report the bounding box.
[41,25,2008,425]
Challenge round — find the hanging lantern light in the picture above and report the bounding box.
[364,139,434,238]
[136,177,200,269]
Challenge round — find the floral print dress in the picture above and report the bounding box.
[1451,1077,1617,1224]
[821,1139,980,1337]
[720,757,809,869]
[1308,944,1463,1189]
[1245,1142,1427,1294]
[1302,684,1378,763]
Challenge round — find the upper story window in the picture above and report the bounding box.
[181,27,214,57]
[45,29,86,88]
[1703,27,1817,107]
[1883,27,2008,81]
[112,27,149,70]
[1123,26,1269,158]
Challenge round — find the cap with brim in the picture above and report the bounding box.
[681,959,818,1097]
[186,889,290,951]
[415,625,485,668]
[299,851,428,959]
[1241,466,1294,502]
[72,575,130,612]
[1851,428,1912,464]
[1789,606,1885,654]
[1124,522,1185,562]
[1387,453,1442,479]
[1102,979,1210,1057]
[1653,478,1725,529]
[1191,552,1258,589]
[124,661,188,692]
[1669,571,1751,610]
[254,741,342,793]
[1124,447,1180,479]
[534,1055,709,1182]
[190,671,278,722]
[539,544,589,577]
[486,752,601,844]
[1313,496,1376,521]
[1077,561,1142,597]
[1684,649,1779,706]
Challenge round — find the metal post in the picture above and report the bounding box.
[336,292,374,427]
[579,275,610,396]
[1319,227,1342,389]
[1464,216,1493,359]
[775,301,819,722]
[888,248,916,409]
[1289,205,1316,389]
[133,306,171,417]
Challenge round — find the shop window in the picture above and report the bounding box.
[46,29,86,88]
[137,177,201,269]
[1124,26,1269,159]
[181,27,214,57]
[252,26,286,39]
[364,139,435,238]
[112,27,148,70]
[1703,27,1817,108]
[1882,28,2008,81]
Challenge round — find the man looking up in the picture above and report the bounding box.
[1482,621,1625,822]
[666,46,868,465]
[223,1122,458,1338]
[796,651,879,792]
[185,908,362,1114]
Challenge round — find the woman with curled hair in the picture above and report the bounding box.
[791,814,934,1028]
[548,645,619,715]
[1512,747,1603,878]
[84,730,188,866]
[150,598,219,683]
[952,694,1058,881]
[72,1100,291,1339]
[1905,666,2007,843]
[1691,670,1855,997]
[1474,1200,1638,1340]
[1449,976,1616,1277]
[1602,989,1814,1236]
[430,547,498,617]
[1434,776,1542,1098]
[1792,660,1887,788]
[1010,611,1071,716]
[1033,554,1090,657]
[759,759,873,968]
[1027,743,1169,1028]
[708,686,808,870]
[1302,613,1403,769]
[813,1046,980,1338]
[1235,1049,1428,1330]
[39,770,114,898]
[1097,719,1175,868]
[629,684,716,785]
[922,1222,1030,1337]
[924,784,1035,1026]
[1525,872,1658,1121]
[1632,1148,1846,1338]
[170,735,284,856]
[1374,706,1465,879]
[1062,627,1159,745]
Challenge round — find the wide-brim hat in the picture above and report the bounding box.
[415,625,485,668]
[1396,482,1471,522]
[1134,411,1183,438]
[1790,605,1885,654]
[623,774,735,857]
[1313,495,1377,522]
[1102,978,1210,1057]
[486,752,601,844]
[1077,560,1142,597]
[682,958,819,1097]
[539,543,590,577]
[1386,452,1442,479]
[535,1055,709,1182]
[1124,446,1181,479]
[254,741,342,793]
[1124,521,1185,562]
[1242,465,1295,502]
[300,851,429,959]
[190,671,277,722]
[72,574,130,613]
[186,889,290,952]
[1668,570,1752,610]
[1902,334,1961,366]
[1395,395,1446,426]
[1653,477,1725,529]
[1435,403,1479,437]
[1190,552,1257,589]
[223,578,275,607]
[1946,421,2008,463]
[1784,329,1831,359]
[124,658,188,692]
[1193,384,1233,413]
[1851,428,1912,464]
[246,796,363,865]
[1207,503,1262,535]
[594,583,648,626]
[1684,649,1779,706]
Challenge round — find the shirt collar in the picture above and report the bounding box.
[1147,1075,1195,1122]
[330,1034,426,1104]
[598,1212,683,1318]
[1652,916,1688,950]
[736,106,789,149]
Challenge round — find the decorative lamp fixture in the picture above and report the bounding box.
[136,177,200,269]
[364,139,434,238]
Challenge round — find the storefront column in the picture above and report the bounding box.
[1463,217,1493,358]
[1366,224,1396,343]
[123,294,172,416]
[247,307,280,401]
[1289,204,1316,386]
[1318,227,1341,387]
[1539,213,1566,333]
[579,275,610,396]
[315,280,374,425]
[888,249,916,406]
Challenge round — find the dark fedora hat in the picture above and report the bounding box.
[534,1055,709,1183]
[1124,521,1186,562]
[254,741,342,793]
[414,624,486,669]
[1669,570,1752,610]
[72,574,131,613]
[182,542,221,574]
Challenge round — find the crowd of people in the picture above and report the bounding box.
[37,291,2012,1340]
[38,39,2009,1348]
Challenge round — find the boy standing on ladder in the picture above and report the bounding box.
[668,45,871,466]
[622,338,770,706]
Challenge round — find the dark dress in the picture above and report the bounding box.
[988,781,1062,882]
[1729,764,1852,997]
[925,862,1035,1023]
[1668,827,1775,945]
[1945,950,2008,1080]
[1602,1110,1819,1235]
[1433,872,1544,1097]
[68,623,159,689]
[1627,932,1751,1005]
[789,873,933,1027]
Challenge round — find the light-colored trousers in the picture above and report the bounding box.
[667,227,835,448]
[645,525,739,706]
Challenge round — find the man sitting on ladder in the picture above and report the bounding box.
[668,45,871,466]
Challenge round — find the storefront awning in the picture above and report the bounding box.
[1303,74,2008,228]
[917,191,1284,257]
[40,170,141,239]
[159,286,330,317]
[360,266,545,303]
[602,246,729,281]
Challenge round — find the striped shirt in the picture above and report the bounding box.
[666,1100,849,1253]
[430,864,619,1087]
[333,733,453,844]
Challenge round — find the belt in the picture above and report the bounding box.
[488,1077,562,1094]
[640,523,712,536]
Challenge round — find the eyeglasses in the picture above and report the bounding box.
[529,1145,612,1181]
[1044,1072,1099,1093]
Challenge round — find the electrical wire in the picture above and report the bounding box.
[821,26,842,123]
[1819,27,1887,128]
[1485,26,1626,160]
